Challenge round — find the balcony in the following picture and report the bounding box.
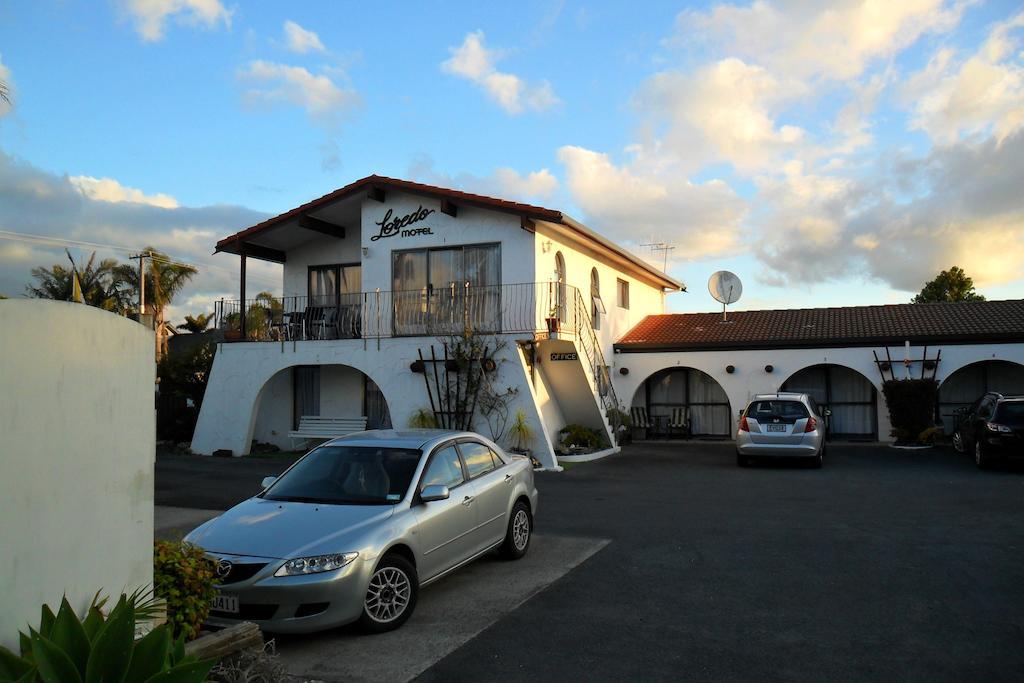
[213,282,586,342]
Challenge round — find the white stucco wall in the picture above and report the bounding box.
[192,335,558,466]
[252,367,293,449]
[613,342,1024,441]
[0,301,154,649]
[282,233,362,298]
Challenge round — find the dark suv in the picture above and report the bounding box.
[953,393,1024,468]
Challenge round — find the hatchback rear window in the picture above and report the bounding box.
[994,402,1024,426]
[746,400,809,420]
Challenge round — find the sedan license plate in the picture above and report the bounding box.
[766,424,787,432]
[211,594,238,614]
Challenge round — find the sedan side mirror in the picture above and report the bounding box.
[420,484,450,502]
[261,476,277,489]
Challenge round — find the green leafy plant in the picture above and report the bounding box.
[0,592,214,683]
[605,406,632,429]
[558,423,608,451]
[153,541,217,641]
[507,410,534,453]
[407,407,439,429]
[881,378,940,443]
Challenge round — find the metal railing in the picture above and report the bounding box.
[213,281,588,342]
[570,287,622,438]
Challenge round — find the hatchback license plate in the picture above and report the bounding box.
[211,594,238,614]
[766,424,787,432]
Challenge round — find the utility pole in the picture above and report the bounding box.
[129,252,148,320]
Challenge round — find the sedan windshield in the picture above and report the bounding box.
[263,446,422,505]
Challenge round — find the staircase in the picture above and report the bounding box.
[569,288,622,443]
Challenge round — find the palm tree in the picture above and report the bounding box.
[177,312,214,334]
[112,247,198,357]
[26,252,126,311]
[0,79,10,106]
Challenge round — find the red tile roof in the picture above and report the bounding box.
[615,300,1024,351]
[215,174,563,253]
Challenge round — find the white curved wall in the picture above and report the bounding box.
[0,301,154,650]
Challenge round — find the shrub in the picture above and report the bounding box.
[154,541,218,641]
[558,423,608,451]
[0,591,214,683]
[882,378,939,443]
[407,407,439,429]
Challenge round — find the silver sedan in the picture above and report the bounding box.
[184,429,539,634]
[736,393,827,467]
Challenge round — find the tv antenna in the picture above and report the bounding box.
[708,270,742,321]
[640,241,676,271]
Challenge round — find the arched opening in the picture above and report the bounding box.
[555,251,567,322]
[252,364,392,451]
[938,360,1024,433]
[590,267,604,330]
[781,364,877,441]
[631,367,732,438]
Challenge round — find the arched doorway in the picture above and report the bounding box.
[252,364,392,451]
[632,367,732,438]
[938,360,1024,433]
[781,364,877,440]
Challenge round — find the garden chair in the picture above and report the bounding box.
[668,407,690,439]
[631,406,652,437]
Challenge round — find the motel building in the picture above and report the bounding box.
[190,176,1024,466]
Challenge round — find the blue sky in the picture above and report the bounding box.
[1,1,1022,320]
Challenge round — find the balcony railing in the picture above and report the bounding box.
[213,282,586,342]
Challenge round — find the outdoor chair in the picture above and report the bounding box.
[668,407,690,439]
[631,406,652,438]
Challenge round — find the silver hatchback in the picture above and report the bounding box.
[736,393,826,467]
[185,430,538,634]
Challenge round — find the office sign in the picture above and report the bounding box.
[550,352,578,361]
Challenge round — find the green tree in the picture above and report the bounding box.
[912,266,986,303]
[0,79,10,106]
[177,312,214,333]
[25,251,127,311]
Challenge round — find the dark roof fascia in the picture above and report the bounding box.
[614,333,1024,353]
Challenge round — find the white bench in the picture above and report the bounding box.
[288,415,368,448]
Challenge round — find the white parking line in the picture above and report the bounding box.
[276,534,611,683]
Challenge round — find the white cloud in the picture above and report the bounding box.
[638,58,806,173]
[675,0,965,83]
[441,31,559,115]
[902,12,1024,144]
[283,20,325,54]
[0,151,279,318]
[557,145,747,260]
[407,158,559,203]
[239,60,358,124]
[120,0,232,42]
[69,175,179,209]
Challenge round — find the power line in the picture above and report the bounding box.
[0,228,282,287]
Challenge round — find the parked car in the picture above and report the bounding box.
[184,430,538,634]
[952,393,1024,468]
[736,392,827,468]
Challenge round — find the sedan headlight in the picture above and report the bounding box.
[274,552,358,577]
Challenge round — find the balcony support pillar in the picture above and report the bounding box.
[240,250,247,339]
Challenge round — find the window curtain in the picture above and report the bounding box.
[392,251,427,335]
[464,245,500,332]
[783,365,874,437]
[309,268,337,307]
[688,370,730,436]
[294,366,320,424]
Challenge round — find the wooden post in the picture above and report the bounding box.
[240,249,247,339]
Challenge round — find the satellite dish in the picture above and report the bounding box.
[709,271,742,321]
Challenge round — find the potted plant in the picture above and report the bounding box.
[881,378,940,448]
[408,407,439,429]
[545,305,560,339]
[507,409,534,456]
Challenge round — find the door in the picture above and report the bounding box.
[458,441,509,552]
[413,444,477,580]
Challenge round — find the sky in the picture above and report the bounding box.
[0,0,1022,323]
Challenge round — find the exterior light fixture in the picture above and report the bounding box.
[726,365,736,374]
[361,247,369,257]
[619,367,629,375]
[764,364,774,373]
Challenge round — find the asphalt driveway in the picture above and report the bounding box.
[156,443,1024,681]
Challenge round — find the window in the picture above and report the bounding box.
[308,264,361,306]
[616,278,630,309]
[591,268,605,330]
[392,244,501,335]
[489,447,505,468]
[555,251,567,323]
[421,445,465,489]
[459,441,497,478]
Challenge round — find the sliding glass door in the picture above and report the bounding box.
[308,264,361,338]
[392,244,500,335]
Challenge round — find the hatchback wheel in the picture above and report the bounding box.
[499,500,532,560]
[974,440,992,470]
[952,431,965,453]
[358,554,418,633]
